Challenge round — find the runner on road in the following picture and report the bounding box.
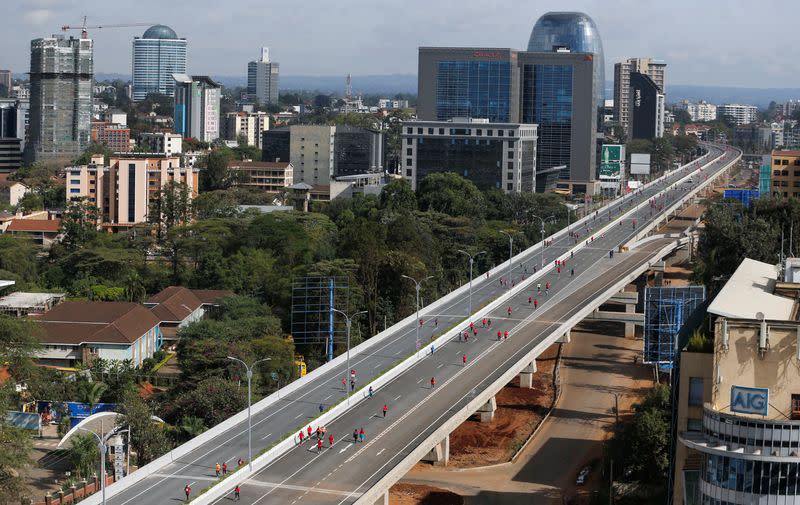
[234,485,240,501]
[317,439,323,452]
[534,299,538,309]
[215,462,221,477]
[504,330,509,340]
[431,377,436,388]
[359,427,365,442]
[329,434,334,447]
[383,404,388,417]
[353,429,358,443]
[463,354,467,365]
[184,484,191,500]
[298,431,304,443]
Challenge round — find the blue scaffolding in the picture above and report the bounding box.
[290,276,349,362]
[643,286,706,365]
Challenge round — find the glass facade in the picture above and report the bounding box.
[435,61,511,122]
[132,26,186,101]
[523,64,573,185]
[527,12,605,106]
[416,136,505,190]
[702,454,800,497]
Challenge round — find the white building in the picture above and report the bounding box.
[138,132,183,156]
[378,99,410,110]
[679,100,718,122]
[223,111,269,148]
[718,103,758,126]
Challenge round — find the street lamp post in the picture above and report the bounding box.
[331,309,367,406]
[227,356,271,471]
[530,215,555,269]
[76,427,108,505]
[457,250,485,318]
[498,231,514,287]
[401,274,433,353]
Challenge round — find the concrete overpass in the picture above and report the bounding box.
[83,144,740,505]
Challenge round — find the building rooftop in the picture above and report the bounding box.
[0,291,64,315]
[228,161,292,169]
[146,286,232,322]
[772,150,800,157]
[6,219,61,233]
[38,301,161,345]
[707,258,795,320]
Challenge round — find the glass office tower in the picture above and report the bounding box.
[132,25,187,101]
[527,12,605,106]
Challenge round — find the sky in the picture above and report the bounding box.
[2,0,799,89]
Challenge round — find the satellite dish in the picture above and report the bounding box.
[755,311,765,320]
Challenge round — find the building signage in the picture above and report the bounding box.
[472,51,502,59]
[600,163,622,177]
[601,144,624,163]
[730,385,768,416]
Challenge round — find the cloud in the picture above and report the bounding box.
[24,9,54,25]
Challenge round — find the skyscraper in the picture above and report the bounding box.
[0,70,11,97]
[613,57,667,137]
[628,72,665,140]
[132,25,187,101]
[247,47,279,106]
[172,74,221,142]
[527,12,605,106]
[26,35,93,163]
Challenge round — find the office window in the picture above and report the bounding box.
[792,394,800,420]
[775,159,781,165]
[507,172,514,179]
[406,127,412,134]
[782,159,789,165]
[476,129,482,136]
[406,158,412,166]
[69,188,80,193]
[795,171,800,177]
[782,170,789,176]
[406,169,412,177]
[435,60,511,122]
[498,130,504,137]
[507,182,513,190]
[406,138,412,145]
[774,170,782,176]
[406,148,413,156]
[508,162,514,170]
[417,128,423,134]
[438,128,445,135]
[428,128,433,134]
[688,377,704,406]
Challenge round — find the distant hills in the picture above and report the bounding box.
[38,73,800,108]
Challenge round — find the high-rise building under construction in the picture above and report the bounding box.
[26,35,93,163]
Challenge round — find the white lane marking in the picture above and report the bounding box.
[339,445,351,454]
[436,363,444,369]
[416,378,423,384]
[376,448,385,456]
[261,433,272,440]
[393,395,402,401]
[373,364,381,369]
[294,413,303,419]
[323,394,333,401]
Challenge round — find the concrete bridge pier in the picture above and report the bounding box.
[519,360,538,389]
[370,491,389,505]
[652,261,665,287]
[478,396,497,422]
[421,435,449,466]
[556,330,571,344]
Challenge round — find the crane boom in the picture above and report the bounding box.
[61,17,155,38]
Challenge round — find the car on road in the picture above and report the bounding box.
[576,466,591,485]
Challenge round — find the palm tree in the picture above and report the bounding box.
[79,381,108,415]
[68,433,100,479]
[179,416,206,441]
[123,271,146,303]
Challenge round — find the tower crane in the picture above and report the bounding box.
[61,16,155,39]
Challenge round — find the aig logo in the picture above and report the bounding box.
[730,386,769,416]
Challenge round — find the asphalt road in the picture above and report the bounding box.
[106,145,736,505]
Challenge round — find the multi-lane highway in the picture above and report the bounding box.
[101,144,738,505]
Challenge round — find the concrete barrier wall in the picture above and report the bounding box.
[85,148,725,504]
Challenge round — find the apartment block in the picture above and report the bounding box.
[718,103,758,126]
[138,132,183,156]
[66,155,199,230]
[223,111,269,148]
[613,57,666,137]
[91,121,131,152]
[770,150,800,198]
[228,160,293,192]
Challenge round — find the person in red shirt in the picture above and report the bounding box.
[298,430,304,443]
[497,331,502,340]
[534,299,538,309]
[184,484,191,500]
[328,434,334,447]
[234,485,240,501]
[383,404,388,418]
[222,462,227,475]
[463,354,467,365]
[504,330,509,340]
[317,439,323,452]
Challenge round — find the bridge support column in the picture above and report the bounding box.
[371,491,389,505]
[478,396,497,423]
[421,435,449,466]
[556,330,571,344]
[519,360,537,389]
[625,303,636,338]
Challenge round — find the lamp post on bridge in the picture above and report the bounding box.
[457,249,486,318]
[227,356,272,471]
[401,274,433,354]
[331,309,367,406]
[530,214,555,268]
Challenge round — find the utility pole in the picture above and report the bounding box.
[227,356,272,470]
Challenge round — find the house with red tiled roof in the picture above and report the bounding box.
[36,301,161,368]
[144,286,232,342]
[4,218,61,248]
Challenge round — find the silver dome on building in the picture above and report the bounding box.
[527,12,605,104]
[142,25,178,39]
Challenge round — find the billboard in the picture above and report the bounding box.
[600,163,622,177]
[601,144,625,163]
[723,189,759,208]
[631,153,651,175]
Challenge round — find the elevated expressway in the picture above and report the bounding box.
[89,144,740,505]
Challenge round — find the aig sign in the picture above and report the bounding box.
[730,386,769,416]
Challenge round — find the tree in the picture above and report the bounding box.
[118,391,170,466]
[192,190,240,220]
[178,416,206,442]
[61,198,100,250]
[148,181,193,242]
[0,384,33,504]
[172,377,247,427]
[16,192,44,213]
[123,271,146,303]
[312,94,332,109]
[198,147,235,191]
[651,137,675,173]
[0,235,39,288]
[78,381,108,415]
[673,108,692,124]
[74,142,113,166]
[67,432,100,479]
[416,172,485,219]
[379,178,416,214]
[0,316,42,379]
